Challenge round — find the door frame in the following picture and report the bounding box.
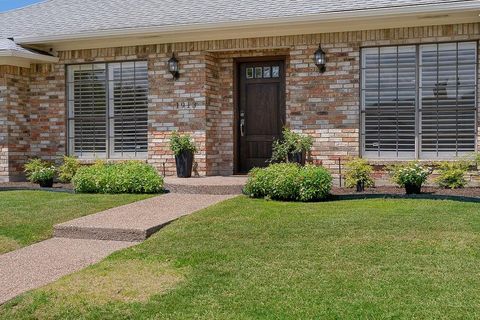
[233,56,287,174]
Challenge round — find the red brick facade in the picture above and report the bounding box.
[0,23,479,183]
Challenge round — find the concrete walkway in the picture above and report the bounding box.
[0,190,236,305]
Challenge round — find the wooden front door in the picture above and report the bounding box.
[237,59,286,173]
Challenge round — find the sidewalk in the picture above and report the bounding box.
[0,192,235,305]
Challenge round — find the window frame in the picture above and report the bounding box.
[360,40,478,160]
[66,60,149,160]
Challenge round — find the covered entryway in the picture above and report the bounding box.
[236,58,286,173]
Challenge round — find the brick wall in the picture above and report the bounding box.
[0,66,30,181]
[0,23,479,183]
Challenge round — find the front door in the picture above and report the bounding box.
[237,59,286,173]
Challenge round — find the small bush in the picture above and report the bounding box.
[344,158,374,189]
[58,156,81,183]
[24,159,56,184]
[298,165,332,202]
[435,161,469,189]
[389,162,431,188]
[169,132,197,156]
[271,128,313,163]
[244,163,332,202]
[73,161,164,194]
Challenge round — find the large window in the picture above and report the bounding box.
[361,42,477,159]
[67,61,148,159]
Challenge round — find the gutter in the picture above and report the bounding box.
[0,49,59,63]
[14,1,480,45]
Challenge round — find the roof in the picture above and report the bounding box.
[0,38,58,67]
[0,0,478,42]
[0,38,56,60]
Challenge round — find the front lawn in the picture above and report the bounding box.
[2,197,480,319]
[0,191,153,254]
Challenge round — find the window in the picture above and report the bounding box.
[361,42,477,159]
[67,61,148,159]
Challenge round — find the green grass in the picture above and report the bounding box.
[0,191,153,254]
[2,197,480,319]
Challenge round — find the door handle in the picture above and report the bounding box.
[240,118,245,137]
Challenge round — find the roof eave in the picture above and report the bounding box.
[0,49,59,63]
[14,1,480,45]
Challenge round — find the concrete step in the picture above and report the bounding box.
[164,176,247,195]
[53,193,234,242]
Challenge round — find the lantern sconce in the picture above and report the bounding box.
[313,45,327,73]
[167,52,180,80]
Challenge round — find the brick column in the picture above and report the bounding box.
[0,66,31,182]
[148,51,208,176]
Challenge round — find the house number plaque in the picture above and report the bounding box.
[176,100,198,109]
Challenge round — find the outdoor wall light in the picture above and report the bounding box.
[168,53,180,80]
[313,45,327,73]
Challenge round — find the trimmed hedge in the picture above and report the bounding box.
[72,161,164,194]
[244,163,332,202]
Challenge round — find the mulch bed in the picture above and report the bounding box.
[0,182,73,192]
[1,182,480,201]
[332,186,480,198]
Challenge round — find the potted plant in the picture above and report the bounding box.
[389,161,431,194]
[24,159,56,188]
[169,132,197,178]
[344,158,374,192]
[271,128,313,165]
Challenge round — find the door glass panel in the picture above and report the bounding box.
[263,67,271,78]
[255,67,263,78]
[272,66,280,78]
[246,67,254,79]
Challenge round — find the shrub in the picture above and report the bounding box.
[389,162,431,188]
[244,163,332,202]
[72,161,164,194]
[58,156,81,183]
[298,165,333,202]
[24,159,56,184]
[435,161,469,189]
[169,132,197,156]
[269,163,302,201]
[271,128,313,163]
[344,158,374,189]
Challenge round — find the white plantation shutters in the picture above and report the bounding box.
[67,62,148,159]
[109,61,148,157]
[420,42,477,157]
[361,42,477,159]
[362,46,417,158]
[67,64,107,158]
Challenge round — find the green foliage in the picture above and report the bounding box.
[24,159,56,184]
[58,156,81,183]
[72,161,164,194]
[244,163,332,202]
[169,132,197,156]
[344,158,374,188]
[435,161,469,189]
[271,128,313,163]
[389,161,431,188]
[298,165,333,202]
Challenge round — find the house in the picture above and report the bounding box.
[0,0,479,183]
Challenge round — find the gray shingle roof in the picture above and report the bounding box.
[0,0,477,40]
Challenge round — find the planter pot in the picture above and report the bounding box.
[39,179,54,188]
[405,183,421,195]
[175,150,194,178]
[288,151,306,166]
[356,181,365,193]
